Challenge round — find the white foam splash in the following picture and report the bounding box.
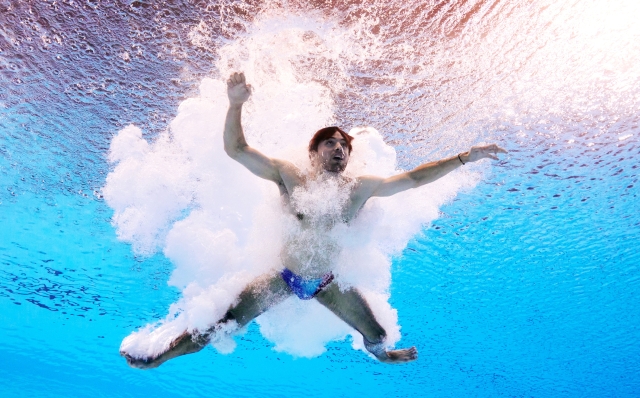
[104,13,480,360]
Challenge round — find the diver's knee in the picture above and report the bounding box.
[224,307,255,328]
[220,310,237,324]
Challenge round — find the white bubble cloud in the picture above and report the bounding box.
[106,13,479,361]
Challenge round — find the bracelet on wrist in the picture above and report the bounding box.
[458,153,466,165]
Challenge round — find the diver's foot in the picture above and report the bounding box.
[122,352,160,370]
[121,331,207,370]
[380,346,418,364]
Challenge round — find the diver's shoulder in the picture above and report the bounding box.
[272,158,302,173]
[272,159,305,188]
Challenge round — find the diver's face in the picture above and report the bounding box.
[316,132,350,173]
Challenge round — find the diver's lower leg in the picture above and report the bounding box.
[123,273,290,369]
[315,284,417,364]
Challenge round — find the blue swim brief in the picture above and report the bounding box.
[281,268,334,300]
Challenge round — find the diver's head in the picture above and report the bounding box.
[308,126,354,173]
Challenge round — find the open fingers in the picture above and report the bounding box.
[482,144,508,155]
[233,72,245,84]
[492,144,508,154]
[472,144,506,161]
[479,148,499,160]
[228,72,248,86]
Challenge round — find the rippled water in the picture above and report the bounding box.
[1,0,639,396]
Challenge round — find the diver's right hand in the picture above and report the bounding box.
[227,72,252,105]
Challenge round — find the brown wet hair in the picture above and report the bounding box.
[308,126,354,154]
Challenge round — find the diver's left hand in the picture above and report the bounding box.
[227,72,252,105]
[461,144,508,163]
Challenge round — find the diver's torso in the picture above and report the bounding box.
[277,169,369,279]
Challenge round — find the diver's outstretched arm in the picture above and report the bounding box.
[363,144,508,198]
[224,72,295,184]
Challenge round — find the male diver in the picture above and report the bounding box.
[123,72,507,368]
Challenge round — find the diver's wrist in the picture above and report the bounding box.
[458,152,469,165]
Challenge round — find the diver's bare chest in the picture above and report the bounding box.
[279,175,367,222]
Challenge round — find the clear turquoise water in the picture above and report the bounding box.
[1,1,639,396]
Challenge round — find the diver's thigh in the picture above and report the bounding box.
[315,284,386,341]
[228,272,291,326]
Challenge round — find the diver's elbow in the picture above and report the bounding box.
[224,143,246,159]
[407,172,424,188]
[223,145,236,158]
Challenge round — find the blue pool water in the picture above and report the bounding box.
[1,0,639,396]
